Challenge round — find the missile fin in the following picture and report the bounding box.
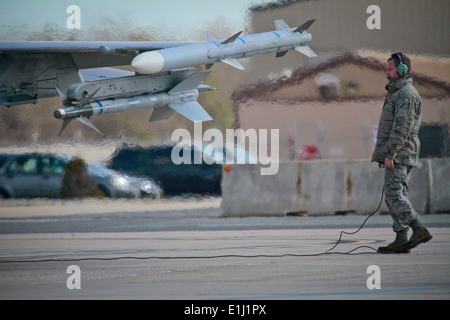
[274,19,290,30]
[76,116,103,135]
[169,101,213,122]
[168,70,211,94]
[197,84,215,92]
[55,87,69,106]
[295,45,317,57]
[294,19,316,33]
[221,58,245,70]
[221,31,243,44]
[58,119,73,136]
[149,106,175,122]
[77,87,100,108]
[205,31,217,42]
[276,50,288,58]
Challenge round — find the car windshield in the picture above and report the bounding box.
[111,143,258,167]
[88,164,114,177]
[199,143,257,164]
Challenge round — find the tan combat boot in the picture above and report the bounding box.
[400,218,433,251]
[378,229,410,254]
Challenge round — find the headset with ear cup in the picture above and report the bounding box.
[392,52,408,76]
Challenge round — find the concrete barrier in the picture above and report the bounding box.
[220,158,449,217]
[220,162,299,216]
[430,158,450,213]
[408,159,431,214]
[292,160,348,215]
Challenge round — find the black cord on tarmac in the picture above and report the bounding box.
[0,247,378,264]
[325,185,385,253]
[0,187,385,264]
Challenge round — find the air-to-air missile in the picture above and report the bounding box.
[54,19,316,135]
[131,19,316,74]
[54,68,213,135]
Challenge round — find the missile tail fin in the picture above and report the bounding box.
[274,19,290,30]
[221,58,245,70]
[168,70,211,94]
[58,119,73,136]
[77,87,100,108]
[205,31,217,42]
[76,116,103,135]
[197,84,215,92]
[149,106,175,122]
[295,45,317,57]
[221,31,243,44]
[55,87,69,106]
[276,50,288,58]
[294,19,315,33]
[169,101,212,122]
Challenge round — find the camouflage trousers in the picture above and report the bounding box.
[384,164,418,232]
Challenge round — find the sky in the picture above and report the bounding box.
[0,0,273,40]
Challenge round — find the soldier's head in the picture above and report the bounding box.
[386,52,411,81]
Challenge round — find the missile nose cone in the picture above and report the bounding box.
[54,108,65,119]
[131,51,165,74]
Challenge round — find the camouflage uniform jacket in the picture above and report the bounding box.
[372,76,422,167]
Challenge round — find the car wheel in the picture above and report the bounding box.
[0,190,9,199]
[98,185,111,198]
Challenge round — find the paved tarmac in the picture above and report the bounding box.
[0,198,449,302]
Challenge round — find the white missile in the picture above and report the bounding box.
[54,70,213,135]
[131,19,316,74]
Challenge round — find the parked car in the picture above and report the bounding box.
[107,143,257,196]
[0,153,162,199]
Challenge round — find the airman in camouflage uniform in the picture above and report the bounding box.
[372,53,432,254]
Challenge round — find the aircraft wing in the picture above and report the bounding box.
[0,41,197,106]
[0,41,197,68]
[0,41,195,53]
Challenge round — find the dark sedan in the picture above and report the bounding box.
[107,143,256,196]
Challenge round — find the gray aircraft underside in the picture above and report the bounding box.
[0,19,316,134]
[0,41,195,106]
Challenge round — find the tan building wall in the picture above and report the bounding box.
[247,0,450,81]
[234,50,449,162]
[255,62,449,102]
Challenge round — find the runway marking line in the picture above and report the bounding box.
[225,286,450,300]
